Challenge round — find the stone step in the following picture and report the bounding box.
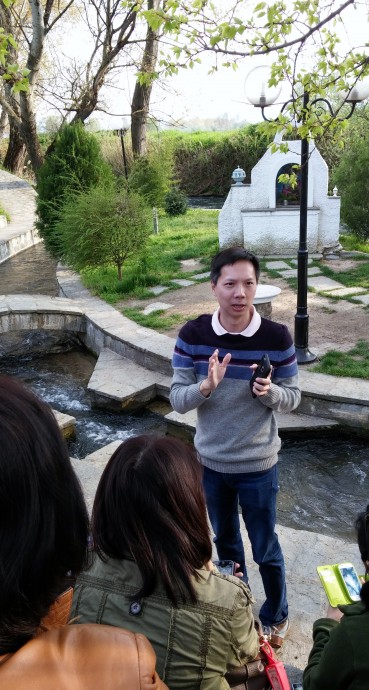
[87,347,172,412]
[165,408,338,439]
[53,408,76,439]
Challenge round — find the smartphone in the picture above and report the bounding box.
[249,354,272,398]
[337,563,362,602]
[213,560,235,576]
[317,565,350,607]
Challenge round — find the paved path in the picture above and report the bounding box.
[0,169,37,239]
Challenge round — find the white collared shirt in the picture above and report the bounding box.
[211,306,261,337]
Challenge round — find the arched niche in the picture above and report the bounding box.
[276,163,301,206]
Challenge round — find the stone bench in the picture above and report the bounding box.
[254,284,281,318]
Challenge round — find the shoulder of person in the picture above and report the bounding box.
[259,318,293,346]
[205,569,254,607]
[178,314,212,339]
[0,625,167,690]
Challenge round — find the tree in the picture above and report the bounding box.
[143,0,369,148]
[0,0,162,173]
[0,0,75,173]
[57,185,151,280]
[131,0,161,156]
[333,109,369,240]
[128,142,174,206]
[36,121,112,255]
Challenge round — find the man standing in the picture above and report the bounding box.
[170,246,301,647]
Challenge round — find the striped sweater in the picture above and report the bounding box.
[170,314,301,473]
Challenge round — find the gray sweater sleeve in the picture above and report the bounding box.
[258,374,301,413]
[170,366,209,414]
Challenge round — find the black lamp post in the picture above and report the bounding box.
[115,127,129,181]
[244,67,369,364]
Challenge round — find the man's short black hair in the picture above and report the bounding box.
[210,246,260,285]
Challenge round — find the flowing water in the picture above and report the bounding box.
[0,351,166,459]
[1,243,368,541]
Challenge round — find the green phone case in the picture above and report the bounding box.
[317,564,354,606]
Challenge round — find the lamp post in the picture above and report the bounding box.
[114,127,129,180]
[244,66,369,363]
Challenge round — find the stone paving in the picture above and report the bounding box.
[267,257,369,302]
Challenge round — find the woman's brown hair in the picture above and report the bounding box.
[92,434,212,605]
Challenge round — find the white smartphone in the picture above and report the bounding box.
[338,562,362,602]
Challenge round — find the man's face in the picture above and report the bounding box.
[211,260,257,329]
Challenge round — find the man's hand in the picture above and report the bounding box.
[250,363,272,397]
[200,349,231,397]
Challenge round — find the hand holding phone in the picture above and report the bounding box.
[213,560,235,576]
[249,354,271,398]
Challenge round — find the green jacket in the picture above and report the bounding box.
[71,556,258,690]
[303,601,369,690]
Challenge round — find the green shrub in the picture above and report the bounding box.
[164,187,188,216]
[36,122,113,256]
[57,185,151,280]
[161,125,272,196]
[128,144,174,207]
[333,129,369,241]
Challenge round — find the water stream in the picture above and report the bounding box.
[0,351,166,459]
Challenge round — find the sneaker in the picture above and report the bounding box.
[262,618,289,650]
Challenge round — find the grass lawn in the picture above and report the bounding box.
[311,340,369,379]
[80,209,218,303]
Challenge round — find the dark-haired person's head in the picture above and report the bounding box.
[92,435,212,605]
[210,246,260,285]
[0,376,89,653]
[355,504,369,609]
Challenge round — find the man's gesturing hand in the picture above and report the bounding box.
[200,349,231,398]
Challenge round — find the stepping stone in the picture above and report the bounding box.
[279,268,321,278]
[308,276,343,290]
[148,285,168,295]
[143,301,173,315]
[328,287,368,297]
[170,278,195,287]
[352,293,369,305]
[265,260,290,270]
[87,348,171,412]
[192,272,211,280]
[279,269,298,278]
[180,259,201,269]
[84,440,123,466]
[290,258,313,266]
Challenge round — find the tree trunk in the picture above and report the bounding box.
[131,0,160,157]
[19,91,44,173]
[3,118,27,174]
[0,107,7,139]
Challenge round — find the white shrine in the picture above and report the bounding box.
[218,136,341,256]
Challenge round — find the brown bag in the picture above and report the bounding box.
[225,656,270,690]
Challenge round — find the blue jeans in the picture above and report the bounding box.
[203,464,288,628]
